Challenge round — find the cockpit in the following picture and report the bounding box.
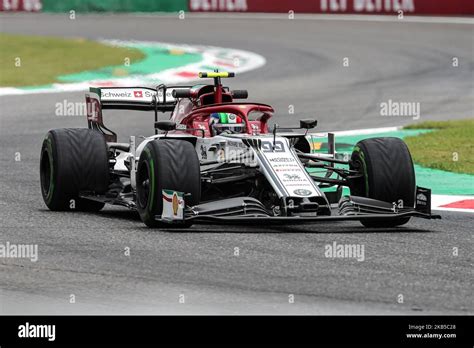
[209,112,246,135]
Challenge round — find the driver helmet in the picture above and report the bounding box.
[209,112,245,135]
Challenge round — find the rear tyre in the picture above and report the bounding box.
[40,128,109,211]
[136,139,201,228]
[349,137,415,228]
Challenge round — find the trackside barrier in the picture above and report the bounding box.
[40,0,188,13]
[3,0,472,15]
[188,0,474,16]
[0,0,42,11]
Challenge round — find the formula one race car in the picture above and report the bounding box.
[40,71,440,228]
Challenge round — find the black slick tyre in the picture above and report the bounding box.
[350,137,416,228]
[40,128,109,212]
[136,139,200,228]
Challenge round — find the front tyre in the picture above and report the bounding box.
[40,128,109,211]
[350,137,416,228]
[136,139,201,228]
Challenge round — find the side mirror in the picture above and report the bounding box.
[231,90,248,99]
[300,119,317,129]
[155,121,176,132]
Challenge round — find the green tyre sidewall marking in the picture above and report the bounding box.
[142,147,156,221]
[352,146,369,197]
[43,136,55,204]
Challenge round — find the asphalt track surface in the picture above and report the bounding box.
[0,13,473,314]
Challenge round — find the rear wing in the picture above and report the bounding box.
[88,86,191,111]
[85,85,191,142]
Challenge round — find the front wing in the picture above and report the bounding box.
[156,187,441,225]
[182,212,439,225]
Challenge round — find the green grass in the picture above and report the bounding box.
[0,33,145,87]
[404,119,474,175]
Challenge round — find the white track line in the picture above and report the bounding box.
[309,126,401,137]
[331,127,400,136]
[432,195,474,213]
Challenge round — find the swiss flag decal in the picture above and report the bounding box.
[134,91,143,98]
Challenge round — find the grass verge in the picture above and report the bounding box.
[0,33,145,87]
[404,119,474,175]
